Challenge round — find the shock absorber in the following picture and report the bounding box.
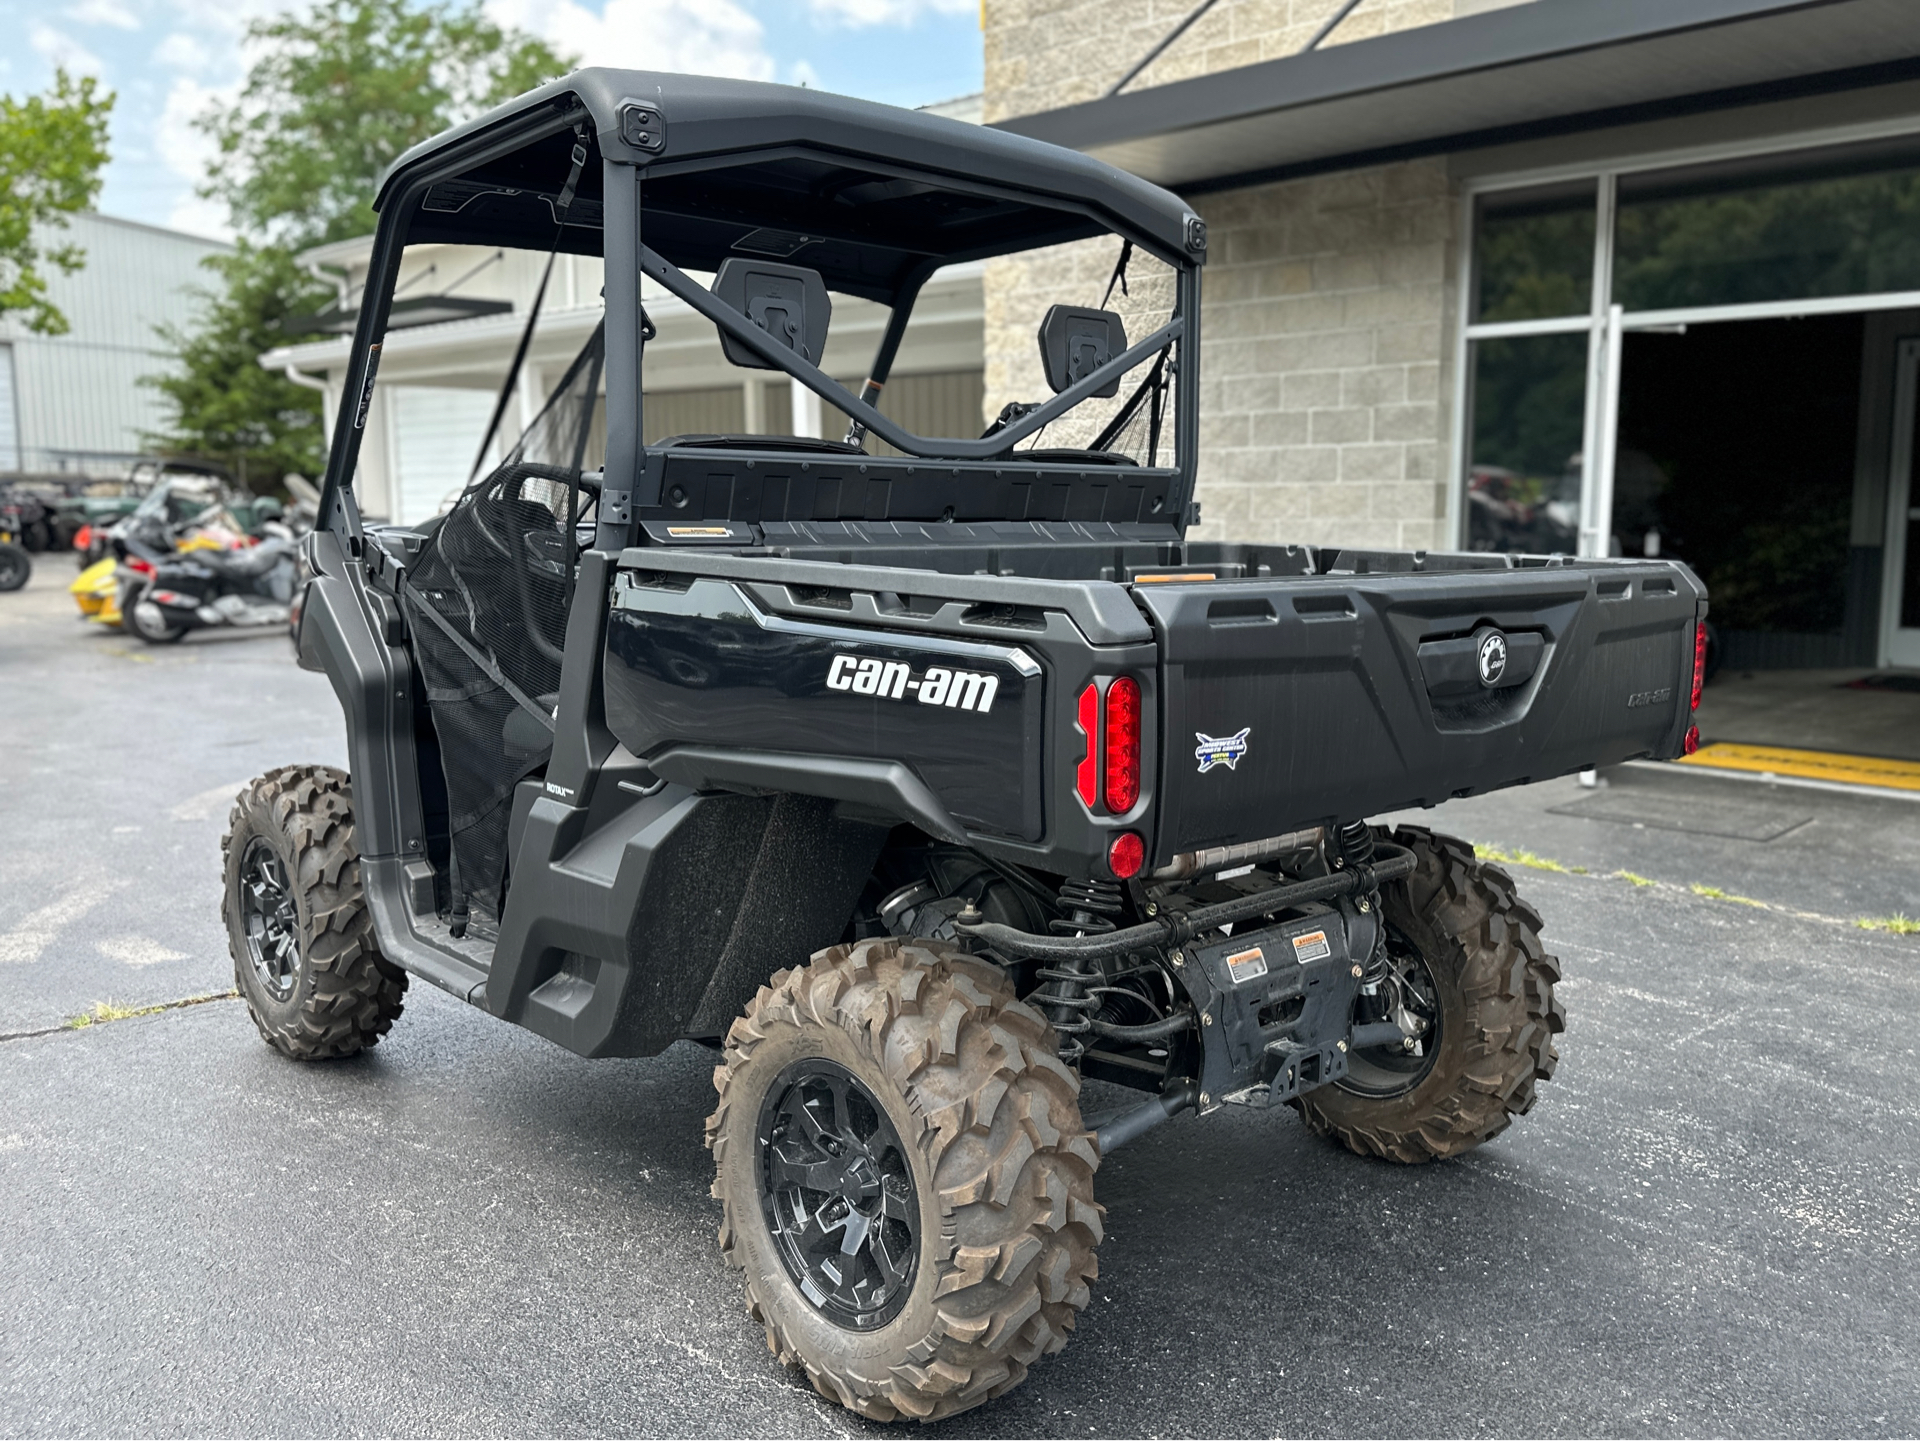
[1034,878,1122,1064]
[1338,821,1390,984]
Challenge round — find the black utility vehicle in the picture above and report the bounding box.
[227,71,1708,1422]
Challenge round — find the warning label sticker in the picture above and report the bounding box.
[1291,929,1332,964]
[1224,947,1269,985]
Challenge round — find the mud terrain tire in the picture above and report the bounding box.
[1297,825,1563,1162]
[707,938,1101,1422]
[222,765,407,1060]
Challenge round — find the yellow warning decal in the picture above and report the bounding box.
[1678,742,1920,793]
[666,526,732,538]
[1132,572,1217,583]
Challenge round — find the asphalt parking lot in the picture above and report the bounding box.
[3,559,1918,1437]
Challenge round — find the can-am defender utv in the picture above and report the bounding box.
[226,70,1708,1422]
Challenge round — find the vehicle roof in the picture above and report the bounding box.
[375,69,1202,295]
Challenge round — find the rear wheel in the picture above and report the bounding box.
[222,765,406,1060]
[0,541,29,592]
[708,938,1100,1422]
[128,588,187,644]
[1297,825,1563,1162]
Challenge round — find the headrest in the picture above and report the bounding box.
[713,258,831,370]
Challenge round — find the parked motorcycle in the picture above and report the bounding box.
[126,538,300,644]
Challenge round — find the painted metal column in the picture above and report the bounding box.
[1581,303,1625,559]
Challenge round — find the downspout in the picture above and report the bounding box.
[283,363,337,439]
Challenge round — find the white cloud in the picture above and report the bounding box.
[807,0,973,27]
[486,0,775,81]
[155,32,214,71]
[30,23,106,77]
[74,0,141,29]
[789,59,821,89]
[154,73,239,237]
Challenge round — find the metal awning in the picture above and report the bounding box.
[994,0,1920,194]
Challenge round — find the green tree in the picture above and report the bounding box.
[143,244,335,484]
[0,70,114,335]
[201,0,573,249]
[147,0,572,484]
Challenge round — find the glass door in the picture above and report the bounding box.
[1885,339,1920,668]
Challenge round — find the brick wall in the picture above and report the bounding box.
[983,0,1536,549]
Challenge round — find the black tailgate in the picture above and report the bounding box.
[1135,562,1704,860]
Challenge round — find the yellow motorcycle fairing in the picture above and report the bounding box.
[71,558,124,626]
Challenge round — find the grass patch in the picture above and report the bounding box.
[1474,843,1589,875]
[1688,883,1769,909]
[1614,870,1656,888]
[1856,914,1920,935]
[64,990,237,1030]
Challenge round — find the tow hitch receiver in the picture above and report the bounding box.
[1177,903,1369,1109]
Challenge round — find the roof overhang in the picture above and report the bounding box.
[993,0,1920,194]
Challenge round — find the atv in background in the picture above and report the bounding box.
[226,72,1707,1422]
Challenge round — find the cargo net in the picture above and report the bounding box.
[402,325,605,924]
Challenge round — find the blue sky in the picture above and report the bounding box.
[0,0,985,239]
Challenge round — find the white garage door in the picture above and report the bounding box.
[391,387,496,526]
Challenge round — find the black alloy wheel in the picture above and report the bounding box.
[1342,920,1443,1097]
[756,1059,919,1331]
[239,836,300,1002]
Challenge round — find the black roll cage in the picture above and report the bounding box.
[317,94,1204,552]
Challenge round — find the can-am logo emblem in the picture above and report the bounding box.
[826,654,1000,713]
[1477,630,1509,687]
[1194,728,1250,773]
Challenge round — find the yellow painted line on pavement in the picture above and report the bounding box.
[1677,742,1920,793]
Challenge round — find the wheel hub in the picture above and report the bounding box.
[756,1059,919,1331]
[1343,920,1443,1096]
[239,837,300,1002]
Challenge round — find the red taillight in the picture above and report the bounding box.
[1684,724,1700,755]
[1690,622,1707,711]
[74,525,92,550]
[1108,831,1145,879]
[129,557,155,578]
[1075,683,1099,808]
[1103,676,1141,813]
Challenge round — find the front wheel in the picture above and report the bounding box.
[222,765,407,1060]
[1297,825,1564,1162]
[707,938,1101,1422]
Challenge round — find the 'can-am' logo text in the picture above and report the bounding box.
[826,654,1000,714]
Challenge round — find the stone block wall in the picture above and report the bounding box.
[983,0,1537,549]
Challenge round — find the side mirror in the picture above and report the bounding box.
[1038,305,1127,398]
[713,258,831,370]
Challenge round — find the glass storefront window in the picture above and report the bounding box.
[1615,139,1920,311]
[1471,181,1596,323]
[1465,332,1587,554]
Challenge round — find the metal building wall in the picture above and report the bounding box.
[0,213,228,470]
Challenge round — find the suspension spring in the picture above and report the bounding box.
[1339,821,1394,983]
[1035,879,1122,1063]
[1337,820,1376,869]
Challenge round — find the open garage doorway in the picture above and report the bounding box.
[1615,312,1920,767]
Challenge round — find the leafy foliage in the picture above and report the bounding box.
[0,70,114,335]
[148,0,573,484]
[143,245,335,484]
[200,0,574,250]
